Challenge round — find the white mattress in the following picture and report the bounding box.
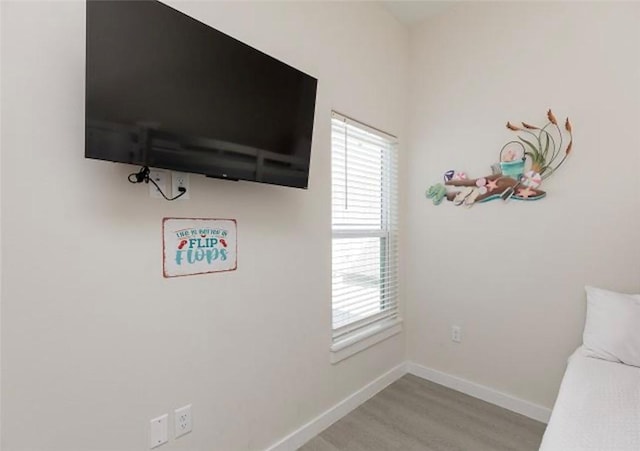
[540,347,640,451]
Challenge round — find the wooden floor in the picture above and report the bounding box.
[299,374,546,451]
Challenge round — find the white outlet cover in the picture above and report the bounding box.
[149,414,168,449]
[451,325,462,343]
[174,404,192,438]
[171,172,190,200]
[149,170,169,199]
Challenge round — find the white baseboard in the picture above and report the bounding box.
[265,362,407,451]
[406,362,552,424]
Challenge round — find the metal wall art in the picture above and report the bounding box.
[426,110,573,208]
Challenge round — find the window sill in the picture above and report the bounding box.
[330,318,403,364]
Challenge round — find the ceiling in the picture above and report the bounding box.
[380,1,455,26]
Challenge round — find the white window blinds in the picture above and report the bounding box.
[331,112,399,345]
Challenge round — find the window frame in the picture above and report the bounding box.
[330,111,402,363]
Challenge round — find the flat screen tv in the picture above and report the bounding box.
[85,0,318,189]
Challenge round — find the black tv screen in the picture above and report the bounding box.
[85,0,317,189]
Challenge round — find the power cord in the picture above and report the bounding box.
[128,166,187,201]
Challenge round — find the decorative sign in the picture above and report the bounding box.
[163,218,237,278]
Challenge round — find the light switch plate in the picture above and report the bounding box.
[174,404,192,438]
[149,414,168,449]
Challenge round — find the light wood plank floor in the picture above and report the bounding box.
[299,374,546,451]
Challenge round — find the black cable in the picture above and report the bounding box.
[128,166,149,184]
[127,166,187,201]
[148,175,186,201]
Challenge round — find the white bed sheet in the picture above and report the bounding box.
[540,346,640,451]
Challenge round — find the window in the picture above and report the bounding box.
[331,112,401,361]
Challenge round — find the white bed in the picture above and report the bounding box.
[539,346,640,451]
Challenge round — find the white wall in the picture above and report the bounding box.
[6,1,640,447]
[0,1,408,450]
[0,1,3,444]
[406,1,640,409]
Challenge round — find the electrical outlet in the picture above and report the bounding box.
[171,172,190,200]
[174,404,192,438]
[451,325,462,343]
[149,170,169,199]
[149,414,168,449]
